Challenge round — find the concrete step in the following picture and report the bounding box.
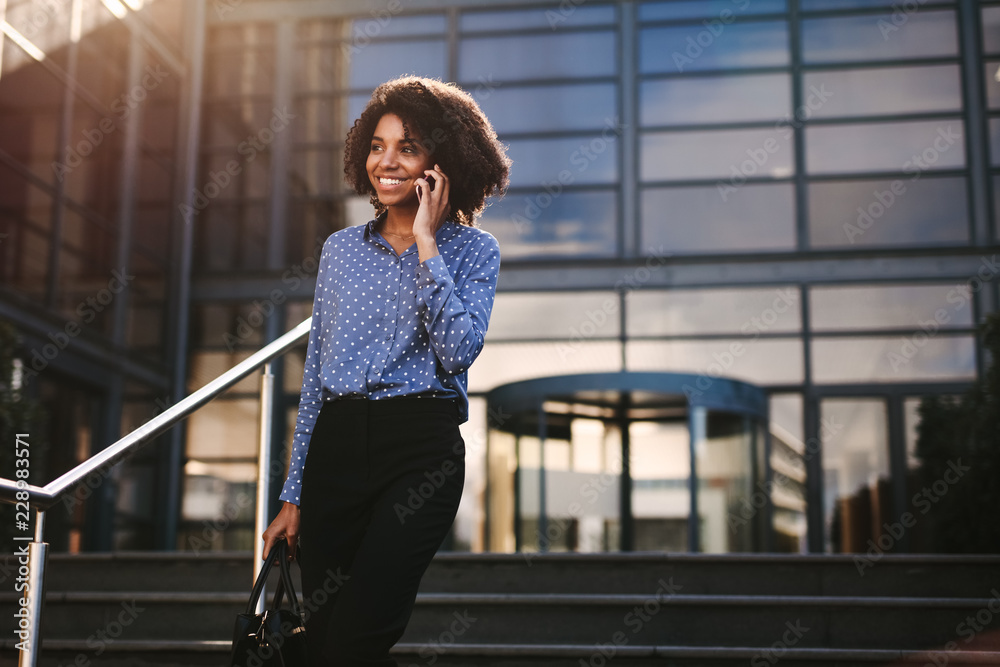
[421,553,1000,598]
[5,551,999,597]
[3,641,1000,667]
[2,590,999,650]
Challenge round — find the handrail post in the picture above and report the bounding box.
[254,362,275,613]
[18,510,48,667]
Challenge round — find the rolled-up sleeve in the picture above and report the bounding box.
[414,235,500,376]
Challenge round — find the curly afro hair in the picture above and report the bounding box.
[344,76,511,227]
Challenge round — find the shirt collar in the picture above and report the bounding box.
[363,210,459,251]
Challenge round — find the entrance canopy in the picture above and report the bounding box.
[484,371,776,554]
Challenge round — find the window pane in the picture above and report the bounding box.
[207,48,275,99]
[810,285,974,332]
[459,32,616,82]
[640,22,789,74]
[984,6,1000,54]
[985,61,1000,110]
[461,6,615,31]
[811,336,976,383]
[351,13,446,37]
[641,74,790,126]
[631,421,690,552]
[806,120,965,175]
[642,184,795,253]
[991,119,1000,167]
[804,65,961,119]
[626,338,804,384]
[995,175,1000,241]
[802,0,931,8]
[808,176,969,248]
[821,398,889,554]
[470,341,622,392]
[478,83,616,134]
[488,291,621,341]
[349,40,446,89]
[642,128,794,181]
[770,393,807,553]
[802,11,958,63]
[697,411,758,552]
[628,287,801,336]
[477,190,616,260]
[506,136,618,187]
[296,46,344,95]
[639,0,787,20]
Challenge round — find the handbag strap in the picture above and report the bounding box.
[245,539,303,617]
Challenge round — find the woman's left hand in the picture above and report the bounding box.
[412,163,450,241]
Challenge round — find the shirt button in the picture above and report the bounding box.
[384,333,391,341]
[373,367,381,374]
[390,294,397,301]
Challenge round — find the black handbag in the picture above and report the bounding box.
[230,539,307,666]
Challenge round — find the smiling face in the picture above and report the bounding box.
[366,112,434,211]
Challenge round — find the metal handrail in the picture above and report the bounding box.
[0,317,310,508]
[2,316,312,667]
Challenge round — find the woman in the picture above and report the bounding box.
[261,75,510,666]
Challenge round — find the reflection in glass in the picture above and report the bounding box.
[0,167,47,297]
[350,13,446,37]
[642,129,794,181]
[641,74,790,126]
[801,0,902,8]
[804,65,961,118]
[207,48,275,99]
[640,22,789,73]
[349,40,446,89]
[806,120,965,175]
[291,149,343,198]
[802,11,957,63]
[459,32,616,82]
[985,61,1000,110]
[488,292,621,341]
[995,175,1000,242]
[821,398,889,553]
[296,46,343,96]
[470,341,623,393]
[631,421,689,551]
[628,287,801,336]
[809,176,968,248]
[811,336,976,383]
[639,0,787,20]
[477,83,616,134]
[641,184,795,252]
[769,394,807,553]
[626,338,805,384]
[992,119,1000,167]
[696,411,760,553]
[477,189,616,260]
[505,136,618,186]
[810,284,974,332]
[196,203,269,273]
[461,6,615,31]
[984,6,1000,54]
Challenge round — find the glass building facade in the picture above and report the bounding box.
[0,0,997,555]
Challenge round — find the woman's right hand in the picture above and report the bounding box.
[262,501,301,561]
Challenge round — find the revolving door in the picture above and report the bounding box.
[484,371,772,553]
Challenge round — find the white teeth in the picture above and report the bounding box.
[380,178,403,185]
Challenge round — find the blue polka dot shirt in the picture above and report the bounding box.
[279,212,501,505]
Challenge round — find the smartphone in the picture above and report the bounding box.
[418,172,435,203]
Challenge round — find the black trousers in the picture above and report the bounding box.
[298,395,466,666]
